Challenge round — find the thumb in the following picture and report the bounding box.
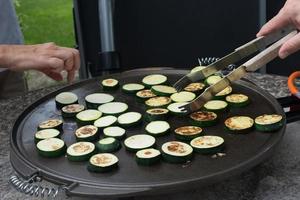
[279,32,300,59]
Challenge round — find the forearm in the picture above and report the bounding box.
[0,45,12,68]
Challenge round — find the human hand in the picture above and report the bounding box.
[0,42,80,82]
[257,0,300,59]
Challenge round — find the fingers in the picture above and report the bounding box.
[39,69,64,81]
[279,32,300,58]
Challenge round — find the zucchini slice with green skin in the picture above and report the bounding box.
[254,114,284,132]
[204,75,222,86]
[167,102,189,116]
[87,153,118,173]
[190,111,218,127]
[190,66,206,73]
[142,74,168,88]
[55,92,78,109]
[224,116,254,133]
[190,136,225,154]
[174,126,203,141]
[226,94,250,107]
[214,86,232,100]
[145,97,172,108]
[96,137,121,153]
[145,108,169,122]
[101,78,119,90]
[124,134,156,152]
[151,85,177,96]
[122,83,145,94]
[145,121,170,137]
[98,102,128,116]
[36,138,66,158]
[61,104,85,118]
[103,126,126,139]
[204,100,228,113]
[136,89,156,102]
[117,112,142,127]
[75,125,99,142]
[170,91,196,103]
[67,142,96,161]
[85,93,114,109]
[184,82,206,95]
[135,148,161,166]
[38,119,63,131]
[35,129,61,143]
[161,141,193,163]
[76,109,102,126]
[94,115,117,129]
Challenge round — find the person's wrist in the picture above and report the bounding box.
[0,45,13,69]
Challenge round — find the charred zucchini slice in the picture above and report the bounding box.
[204,75,222,86]
[214,86,232,100]
[61,104,85,118]
[167,102,189,116]
[145,96,172,108]
[103,126,126,139]
[190,136,225,154]
[204,100,228,113]
[34,129,61,143]
[98,102,128,116]
[225,116,254,133]
[151,85,177,96]
[55,92,78,108]
[96,137,121,153]
[36,138,66,158]
[174,126,203,141]
[145,121,170,137]
[142,74,168,88]
[124,134,156,152]
[38,119,63,131]
[161,141,193,163]
[226,94,250,107]
[94,115,117,129]
[145,108,169,122]
[85,93,114,109]
[101,78,119,90]
[122,83,145,94]
[136,89,156,102]
[254,114,283,132]
[170,91,196,102]
[135,148,161,166]
[67,142,96,161]
[87,153,119,173]
[75,125,99,142]
[117,112,142,127]
[190,111,218,127]
[76,109,102,126]
[184,82,206,94]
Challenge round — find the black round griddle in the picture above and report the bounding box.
[10,69,286,198]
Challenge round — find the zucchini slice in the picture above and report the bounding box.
[254,114,283,132]
[117,112,142,127]
[103,126,126,139]
[36,138,66,158]
[145,121,170,137]
[151,85,177,96]
[87,153,119,173]
[76,109,102,126]
[167,102,189,116]
[184,82,206,94]
[214,86,232,100]
[190,136,225,154]
[98,102,128,116]
[96,137,121,153]
[204,100,228,112]
[67,142,95,161]
[170,91,196,103]
[174,126,203,141]
[190,66,206,73]
[136,89,156,102]
[124,134,156,152]
[145,96,172,108]
[94,115,117,129]
[38,119,63,131]
[190,111,218,127]
[161,141,193,163]
[205,75,222,86]
[224,116,254,133]
[61,104,85,118]
[75,125,99,142]
[35,129,61,143]
[142,74,168,88]
[101,78,119,90]
[145,108,169,122]
[135,148,161,166]
[122,83,145,94]
[55,92,78,108]
[85,93,114,109]
[226,94,250,107]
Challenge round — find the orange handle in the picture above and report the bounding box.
[288,71,300,98]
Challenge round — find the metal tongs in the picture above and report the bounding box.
[174,26,297,114]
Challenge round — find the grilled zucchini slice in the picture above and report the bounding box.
[190,66,206,73]
[254,114,283,132]
[142,74,168,88]
[87,153,119,173]
[101,78,119,90]
[98,102,128,116]
[38,119,63,131]
[204,75,222,86]
[190,111,218,127]
[55,92,78,109]
[135,148,161,166]
[214,86,232,100]
[145,121,170,137]
[36,138,66,158]
[204,100,228,113]
[226,94,250,107]
[145,108,169,122]
[151,85,177,96]
[75,125,99,142]
[122,83,145,94]
[174,126,203,141]
[170,91,196,102]
[103,126,126,139]
[225,116,254,133]
[61,104,85,118]
[67,142,96,161]
[76,110,102,126]
[167,102,189,116]
[161,141,193,163]
[184,82,206,95]
[136,89,156,102]
[94,115,117,129]
[117,112,142,127]
[85,93,114,109]
[124,134,156,152]
[96,137,121,153]
[190,136,225,154]
[145,96,172,108]
[34,129,61,143]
